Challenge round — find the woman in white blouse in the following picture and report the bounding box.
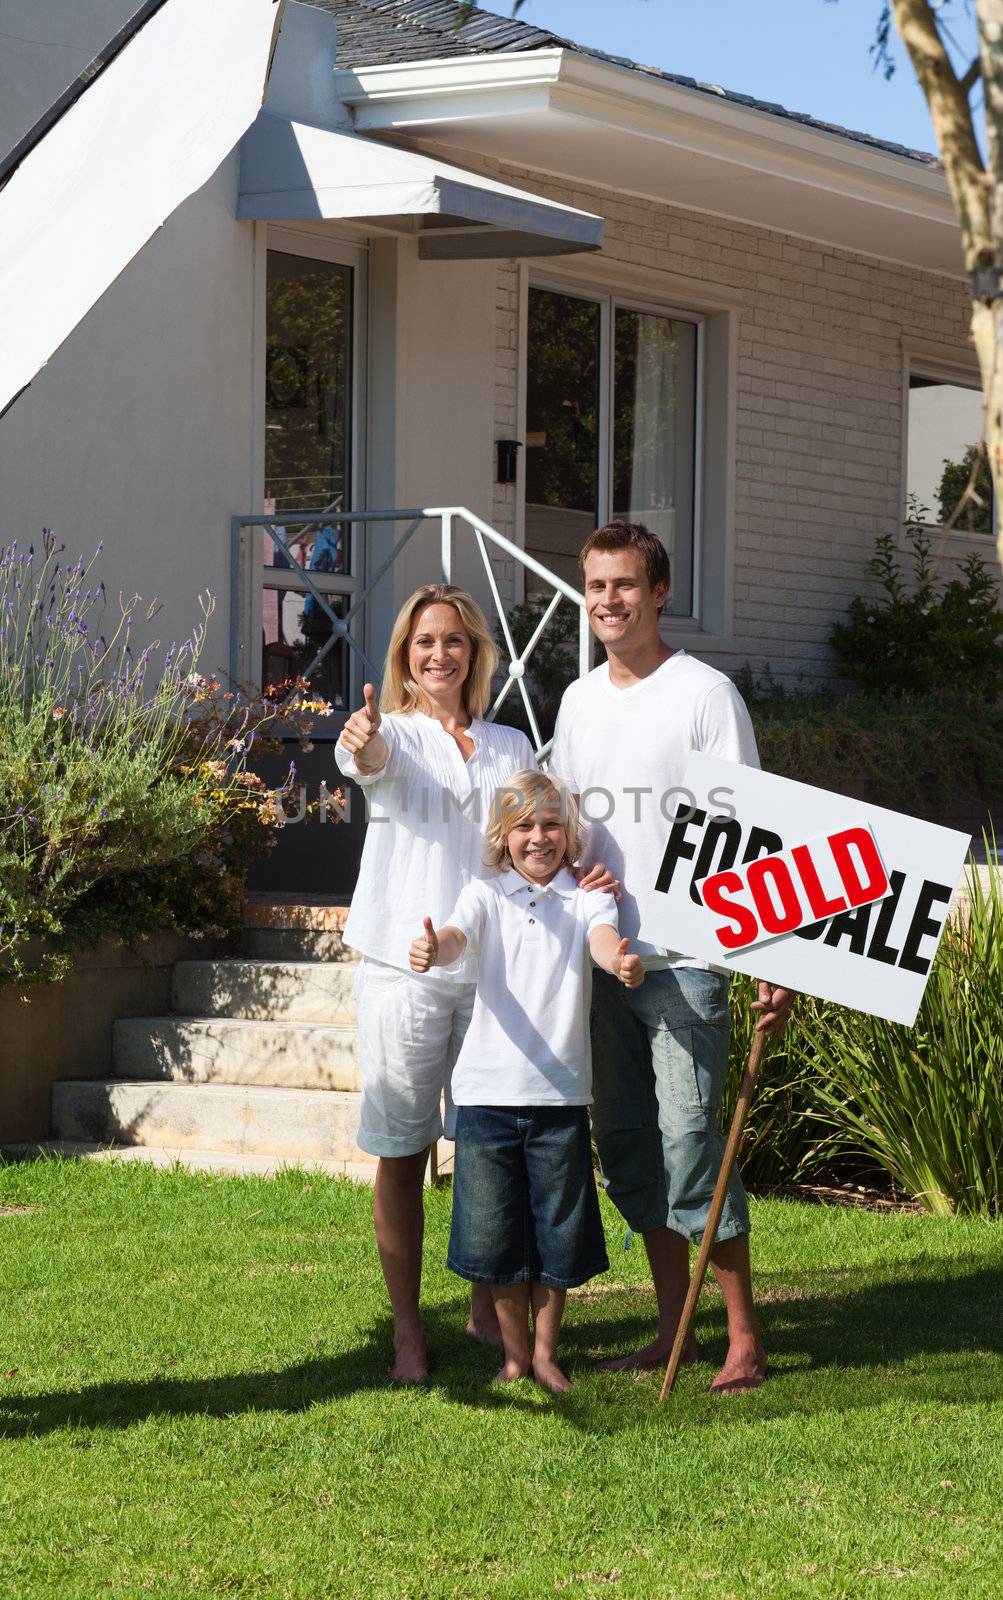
[335,583,537,1381]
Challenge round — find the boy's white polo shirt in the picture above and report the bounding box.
[446,868,619,1107]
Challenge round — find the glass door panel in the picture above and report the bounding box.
[524,288,601,595]
[261,248,355,708]
[612,309,697,618]
[265,251,352,515]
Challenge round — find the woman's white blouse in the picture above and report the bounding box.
[335,713,537,978]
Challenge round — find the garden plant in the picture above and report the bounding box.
[0,533,330,989]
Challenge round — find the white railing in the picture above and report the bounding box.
[230,505,592,760]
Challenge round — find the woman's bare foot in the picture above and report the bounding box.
[709,1337,767,1394]
[595,1334,699,1373]
[494,1356,531,1383]
[390,1328,429,1383]
[466,1284,503,1346]
[532,1355,571,1393]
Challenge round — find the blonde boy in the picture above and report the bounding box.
[410,771,644,1392]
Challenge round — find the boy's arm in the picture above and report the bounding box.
[409,917,467,973]
[589,924,645,988]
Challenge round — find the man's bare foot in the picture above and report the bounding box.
[532,1355,571,1393]
[389,1329,429,1383]
[595,1334,699,1373]
[709,1338,767,1395]
[466,1285,503,1346]
[494,1356,531,1383]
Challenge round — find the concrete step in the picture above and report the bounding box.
[242,897,356,963]
[112,1017,360,1090]
[242,927,356,962]
[1,1140,385,1182]
[172,960,357,1023]
[52,1080,369,1164]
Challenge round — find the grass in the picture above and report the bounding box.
[1,1159,1002,1600]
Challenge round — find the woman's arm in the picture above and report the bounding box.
[589,925,645,988]
[409,916,468,972]
[337,683,389,776]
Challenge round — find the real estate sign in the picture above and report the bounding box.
[637,754,971,1027]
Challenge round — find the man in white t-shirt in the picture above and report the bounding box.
[551,522,794,1392]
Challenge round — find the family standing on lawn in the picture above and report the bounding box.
[335,523,794,1394]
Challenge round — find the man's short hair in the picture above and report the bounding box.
[578,522,671,598]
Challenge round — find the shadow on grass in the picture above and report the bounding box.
[2,1259,1001,1439]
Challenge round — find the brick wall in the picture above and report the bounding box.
[418,140,985,689]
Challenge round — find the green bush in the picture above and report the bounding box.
[830,518,1003,698]
[750,690,1003,814]
[0,534,326,988]
[796,856,1003,1216]
[725,976,839,1188]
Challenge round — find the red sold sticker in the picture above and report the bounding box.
[698,825,891,952]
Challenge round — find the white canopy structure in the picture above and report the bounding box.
[0,0,285,417]
[238,112,604,260]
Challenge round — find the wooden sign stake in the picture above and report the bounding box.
[659,1027,768,1402]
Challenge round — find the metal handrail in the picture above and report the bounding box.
[230,505,591,760]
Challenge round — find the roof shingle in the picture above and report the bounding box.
[318,0,940,167]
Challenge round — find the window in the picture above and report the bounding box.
[524,285,700,615]
[907,372,991,534]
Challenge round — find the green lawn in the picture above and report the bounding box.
[1,1159,1001,1600]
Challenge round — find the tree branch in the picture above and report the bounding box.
[959,55,982,95]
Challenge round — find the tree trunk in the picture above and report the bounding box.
[892,0,1003,565]
[976,0,1003,567]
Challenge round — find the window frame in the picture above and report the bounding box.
[901,349,991,545]
[522,272,705,623]
[244,224,369,716]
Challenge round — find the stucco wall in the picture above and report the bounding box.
[0,152,256,682]
[433,146,984,688]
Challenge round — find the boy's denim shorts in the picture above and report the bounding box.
[590,967,750,1245]
[447,1105,610,1289]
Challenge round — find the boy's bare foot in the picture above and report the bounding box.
[709,1337,767,1394]
[532,1355,571,1393]
[595,1334,699,1373]
[494,1356,532,1383]
[390,1329,429,1383]
[466,1285,503,1346]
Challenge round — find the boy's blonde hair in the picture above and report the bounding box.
[485,769,582,871]
[380,584,498,719]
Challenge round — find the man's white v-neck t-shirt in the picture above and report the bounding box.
[550,650,759,968]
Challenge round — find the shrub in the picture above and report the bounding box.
[725,976,839,1188]
[797,854,1003,1216]
[0,534,329,988]
[830,517,1003,699]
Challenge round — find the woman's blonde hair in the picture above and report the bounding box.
[484,769,582,871]
[379,584,498,719]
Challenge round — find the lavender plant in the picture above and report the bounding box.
[0,532,331,987]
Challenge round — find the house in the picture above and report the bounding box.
[0,0,990,898]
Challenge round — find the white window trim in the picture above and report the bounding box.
[243,223,368,701]
[901,346,991,549]
[515,259,738,646]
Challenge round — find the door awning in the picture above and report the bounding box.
[237,112,603,259]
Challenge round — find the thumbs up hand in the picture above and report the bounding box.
[340,682,388,772]
[409,916,440,973]
[615,937,645,989]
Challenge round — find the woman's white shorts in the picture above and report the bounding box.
[354,957,476,1158]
